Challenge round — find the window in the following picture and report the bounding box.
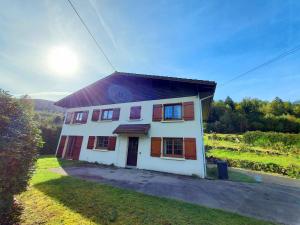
[101,109,113,120]
[96,136,109,149]
[163,138,183,157]
[74,112,83,123]
[164,104,182,120]
[130,106,141,120]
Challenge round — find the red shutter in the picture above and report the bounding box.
[130,106,141,120]
[108,136,117,150]
[92,109,100,121]
[81,111,89,123]
[112,108,120,121]
[183,102,194,121]
[152,104,162,121]
[65,112,73,124]
[184,138,197,160]
[151,137,161,157]
[87,136,95,149]
[72,136,83,160]
[56,136,67,157]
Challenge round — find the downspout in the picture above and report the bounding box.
[198,93,214,178]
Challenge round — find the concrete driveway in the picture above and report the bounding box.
[51,166,300,225]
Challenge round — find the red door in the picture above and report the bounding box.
[56,136,67,158]
[73,136,83,160]
[65,136,83,160]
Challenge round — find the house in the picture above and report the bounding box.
[54,72,216,178]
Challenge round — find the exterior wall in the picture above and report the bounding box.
[57,96,206,177]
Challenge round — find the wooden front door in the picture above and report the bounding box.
[65,136,83,160]
[126,137,139,166]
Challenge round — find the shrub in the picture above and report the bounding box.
[39,126,61,155]
[243,131,300,153]
[208,133,242,143]
[210,157,300,178]
[0,91,43,224]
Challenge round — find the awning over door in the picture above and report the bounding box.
[113,124,151,135]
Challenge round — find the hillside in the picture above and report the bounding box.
[32,99,65,113]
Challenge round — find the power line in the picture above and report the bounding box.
[219,44,300,87]
[66,0,117,72]
[201,44,300,102]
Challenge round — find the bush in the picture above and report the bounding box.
[39,126,61,155]
[0,91,43,224]
[243,131,300,153]
[208,133,243,143]
[208,157,300,178]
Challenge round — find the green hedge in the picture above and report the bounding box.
[205,145,285,156]
[243,131,300,154]
[207,132,300,155]
[207,133,243,142]
[208,156,300,178]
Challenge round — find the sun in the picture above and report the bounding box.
[47,46,79,77]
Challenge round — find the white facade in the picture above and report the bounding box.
[57,95,206,178]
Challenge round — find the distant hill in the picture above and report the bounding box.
[294,100,300,104]
[32,99,65,113]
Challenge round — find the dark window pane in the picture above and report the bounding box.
[173,105,182,119]
[164,106,173,119]
[163,138,183,157]
[164,104,182,120]
[96,136,109,148]
[102,109,113,120]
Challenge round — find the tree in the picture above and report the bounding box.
[224,96,235,111]
[0,90,43,224]
[205,96,300,133]
[269,97,285,116]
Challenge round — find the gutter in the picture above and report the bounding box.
[198,93,214,178]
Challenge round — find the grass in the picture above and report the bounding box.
[17,156,275,225]
[206,165,257,183]
[207,149,300,168]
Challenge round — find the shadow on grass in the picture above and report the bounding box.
[34,176,120,225]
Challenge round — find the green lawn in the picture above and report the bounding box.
[17,156,274,225]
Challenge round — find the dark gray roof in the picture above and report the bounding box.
[55,72,217,120]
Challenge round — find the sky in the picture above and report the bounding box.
[0,0,300,102]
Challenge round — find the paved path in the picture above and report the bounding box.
[51,166,300,225]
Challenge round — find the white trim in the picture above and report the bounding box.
[198,93,207,177]
[127,118,143,122]
[161,120,184,123]
[160,156,185,161]
[92,149,110,152]
[61,136,69,158]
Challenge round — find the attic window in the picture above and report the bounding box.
[101,109,113,120]
[74,112,83,123]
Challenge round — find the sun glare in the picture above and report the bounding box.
[47,46,79,77]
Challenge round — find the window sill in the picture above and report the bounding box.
[160,156,185,161]
[161,120,184,123]
[127,118,143,122]
[92,149,109,152]
[68,122,86,125]
[94,120,113,123]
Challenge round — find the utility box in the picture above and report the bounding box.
[217,160,228,179]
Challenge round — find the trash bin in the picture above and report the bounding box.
[217,160,228,179]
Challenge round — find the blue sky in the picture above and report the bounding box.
[0,0,300,102]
